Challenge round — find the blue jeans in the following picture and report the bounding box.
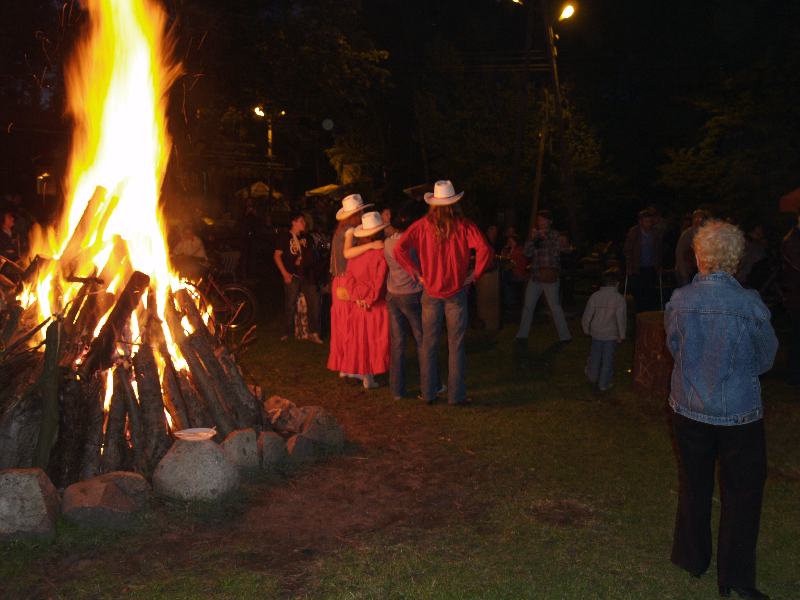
[387,292,424,398]
[586,339,616,390]
[421,289,468,404]
[516,279,571,341]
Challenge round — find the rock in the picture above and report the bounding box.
[301,407,345,452]
[62,472,150,528]
[258,431,288,471]
[221,429,259,471]
[286,433,316,465]
[264,395,307,434]
[152,440,239,502]
[0,468,60,540]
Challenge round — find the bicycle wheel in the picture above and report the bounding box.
[215,283,258,330]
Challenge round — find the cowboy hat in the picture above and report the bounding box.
[353,211,389,238]
[424,180,464,206]
[336,193,373,220]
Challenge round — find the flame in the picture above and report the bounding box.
[19,0,189,365]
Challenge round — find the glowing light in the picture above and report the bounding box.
[254,106,265,117]
[559,3,575,20]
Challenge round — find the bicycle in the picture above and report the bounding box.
[175,258,259,345]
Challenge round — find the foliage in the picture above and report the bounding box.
[658,61,800,217]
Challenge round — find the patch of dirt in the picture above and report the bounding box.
[28,372,487,598]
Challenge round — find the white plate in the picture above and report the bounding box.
[173,427,216,441]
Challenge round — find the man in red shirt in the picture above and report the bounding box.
[395,180,493,405]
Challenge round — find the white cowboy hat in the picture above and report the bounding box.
[353,211,389,238]
[424,180,464,206]
[336,193,373,220]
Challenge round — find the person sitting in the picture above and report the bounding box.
[0,210,23,285]
[171,225,208,281]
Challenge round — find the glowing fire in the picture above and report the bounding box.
[19,0,188,431]
[25,0,180,329]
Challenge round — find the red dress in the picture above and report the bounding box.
[336,249,389,375]
[327,228,352,373]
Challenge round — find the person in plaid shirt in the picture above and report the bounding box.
[514,210,572,342]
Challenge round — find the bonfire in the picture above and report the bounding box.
[0,0,262,488]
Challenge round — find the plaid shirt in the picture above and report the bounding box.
[523,230,561,272]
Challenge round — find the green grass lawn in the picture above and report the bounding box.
[2,310,798,599]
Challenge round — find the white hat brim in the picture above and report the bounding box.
[336,203,374,220]
[353,222,389,238]
[423,191,464,206]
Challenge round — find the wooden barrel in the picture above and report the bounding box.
[632,310,673,398]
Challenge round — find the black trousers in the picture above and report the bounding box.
[631,266,660,313]
[670,412,767,587]
[283,276,320,336]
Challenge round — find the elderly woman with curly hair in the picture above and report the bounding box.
[665,220,778,600]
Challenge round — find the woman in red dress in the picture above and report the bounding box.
[327,194,382,378]
[339,211,390,389]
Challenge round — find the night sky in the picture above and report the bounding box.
[1,0,798,238]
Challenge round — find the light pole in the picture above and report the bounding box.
[525,2,577,237]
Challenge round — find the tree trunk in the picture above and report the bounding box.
[132,344,170,472]
[100,365,128,473]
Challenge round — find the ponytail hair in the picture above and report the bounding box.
[426,204,462,240]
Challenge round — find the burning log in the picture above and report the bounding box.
[100,365,129,473]
[32,319,63,470]
[176,369,213,428]
[80,271,150,377]
[132,344,170,471]
[79,372,106,481]
[49,372,102,488]
[217,348,261,428]
[118,363,146,473]
[164,295,234,436]
[0,353,43,469]
[175,288,260,429]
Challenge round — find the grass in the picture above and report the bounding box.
[2,305,798,599]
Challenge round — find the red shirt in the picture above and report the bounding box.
[394,216,493,299]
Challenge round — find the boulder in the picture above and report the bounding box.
[62,472,150,528]
[301,407,345,452]
[264,395,308,434]
[221,429,259,471]
[258,431,288,471]
[286,433,316,465]
[0,468,60,540]
[152,440,239,502]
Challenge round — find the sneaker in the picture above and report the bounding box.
[280,335,289,342]
[308,333,323,345]
[417,384,447,401]
[598,383,614,392]
[363,375,379,389]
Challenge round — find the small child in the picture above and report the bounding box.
[581,268,627,391]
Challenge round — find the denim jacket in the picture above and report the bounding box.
[664,272,778,426]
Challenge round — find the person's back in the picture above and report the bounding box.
[666,273,777,424]
[582,285,626,341]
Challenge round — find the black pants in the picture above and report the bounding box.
[283,276,320,336]
[631,266,660,313]
[670,412,767,588]
[788,310,800,385]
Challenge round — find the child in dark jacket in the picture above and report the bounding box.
[581,269,627,391]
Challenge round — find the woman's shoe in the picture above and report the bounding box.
[363,375,379,389]
[718,585,770,599]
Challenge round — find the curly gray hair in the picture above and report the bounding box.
[692,220,745,275]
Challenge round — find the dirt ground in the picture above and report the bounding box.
[28,376,486,598]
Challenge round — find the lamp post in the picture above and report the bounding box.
[526,2,577,238]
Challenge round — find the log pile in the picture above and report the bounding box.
[0,188,264,488]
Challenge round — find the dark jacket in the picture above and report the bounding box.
[781,226,800,312]
[623,225,663,275]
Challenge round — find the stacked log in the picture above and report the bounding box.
[0,183,264,486]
